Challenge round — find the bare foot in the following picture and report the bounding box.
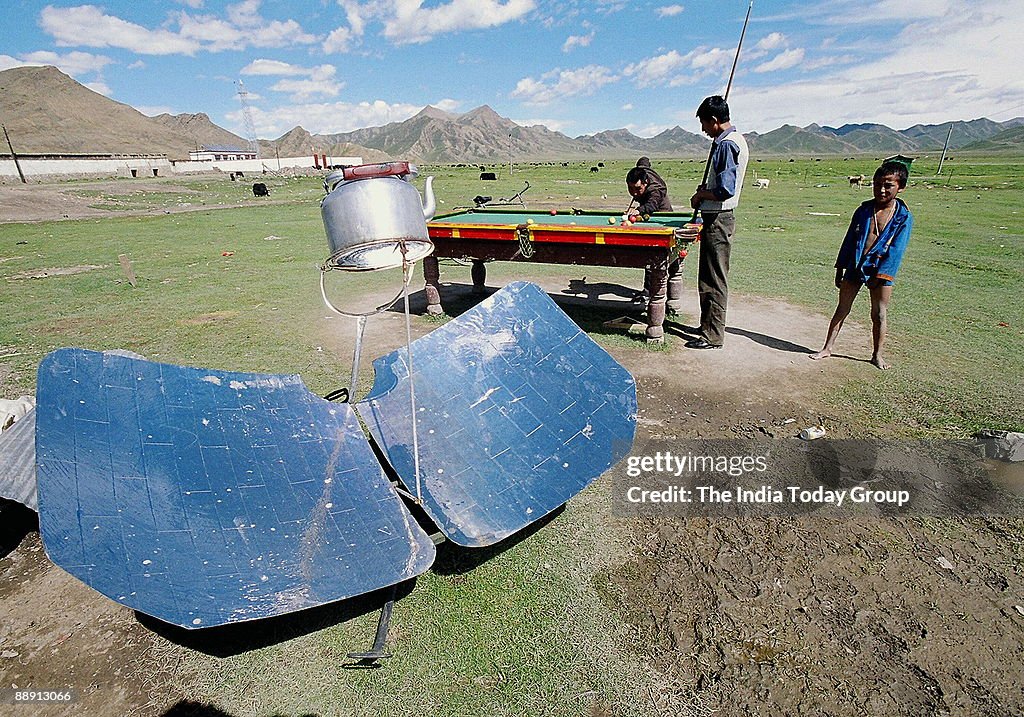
[870,356,890,370]
[808,350,831,360]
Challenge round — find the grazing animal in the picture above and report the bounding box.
[753,178,770,189]
[849,174,866,186]
[252,182,269,197]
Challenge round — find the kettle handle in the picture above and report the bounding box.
[345,161,413,180]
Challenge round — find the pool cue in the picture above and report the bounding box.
[690,0,754,223]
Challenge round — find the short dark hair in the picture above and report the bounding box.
[635,156,651,168]
[626,167,647,184]
[696,95,730,123]
[875,161,909,188]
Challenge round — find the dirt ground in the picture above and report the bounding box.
[1,258,1022,715]
[0,176,280,223]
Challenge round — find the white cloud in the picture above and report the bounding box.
[241,60,342,101]
[227,99,425,137]
[621,103,634,111]
[562,32,594,52]
[629,122,676,138]
[241,59,315,76]
[754,48,805,73]
[623,50,687,88]
[511,65,617,105]
[434,98,462,112]
[269,77,342,101]
[511,117,573,133]
[382,0,537,44]
[137,105,177,116]
[84,80,113,96]
[656,5,684,17]
[860,0,954,20]
[128,60,146,70]
[623,47,734,88]
[174,0,204,7]
[40,5,202,55]
[2,50,114,76]
[323,27,356,53]
[0,55,21,71]
[175,1,317,52]
[39,2,317,56]
[732,0,1024,131]
[323,0,369,52]
[755,32,788,51]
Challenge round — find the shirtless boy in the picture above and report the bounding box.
[809,161,914,369]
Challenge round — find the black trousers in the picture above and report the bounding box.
[697,210,735,346]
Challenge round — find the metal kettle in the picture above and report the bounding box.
[320,161,436,272]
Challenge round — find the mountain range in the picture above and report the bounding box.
[2,66,1022,162]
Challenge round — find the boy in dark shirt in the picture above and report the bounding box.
[625,158,681,317]
[626,156,673,219]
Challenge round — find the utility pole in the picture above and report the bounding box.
[936,123,954,176]
[2,124,27,184]
[508,133,513,176]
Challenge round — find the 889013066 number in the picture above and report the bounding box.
[1,689,79,703]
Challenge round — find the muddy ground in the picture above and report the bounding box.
[1,231,1022,715]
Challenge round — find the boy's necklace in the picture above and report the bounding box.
[872,204,895,236]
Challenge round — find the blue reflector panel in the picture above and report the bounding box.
[357,281,637,547]
[35,349,435,629]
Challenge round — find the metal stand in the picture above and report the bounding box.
[346,584,397,665]
[320,252,425,666]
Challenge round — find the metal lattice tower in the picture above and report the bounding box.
[236,80,261,159]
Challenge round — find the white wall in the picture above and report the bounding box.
[0,157,172,178]
[170,156,362,174]
[0,155,363,179]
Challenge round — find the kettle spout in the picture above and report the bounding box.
[421,176,436,221]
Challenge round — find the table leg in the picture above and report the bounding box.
[646,265,668,343]
[471,260,487,295]
[667,257,684,314]
[423,255,444,315]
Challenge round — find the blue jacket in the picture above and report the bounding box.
[836,198,913,283]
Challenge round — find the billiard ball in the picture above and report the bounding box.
[628,215,638,223]
[526,218,535,225]
[608,217,616,224]
[550,209,558,215]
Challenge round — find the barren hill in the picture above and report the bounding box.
[0,66,202,157]
[149,112,249,154]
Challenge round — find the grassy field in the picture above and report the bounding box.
[2,154,1021,434]
[1,154,1022,715]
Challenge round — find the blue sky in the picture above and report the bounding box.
[2,0,1022,140]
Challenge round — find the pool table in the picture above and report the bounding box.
[423,209,701,342]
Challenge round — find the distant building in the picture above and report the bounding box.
[189,145,257,162]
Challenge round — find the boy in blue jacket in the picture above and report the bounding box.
[809,161,913,369]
